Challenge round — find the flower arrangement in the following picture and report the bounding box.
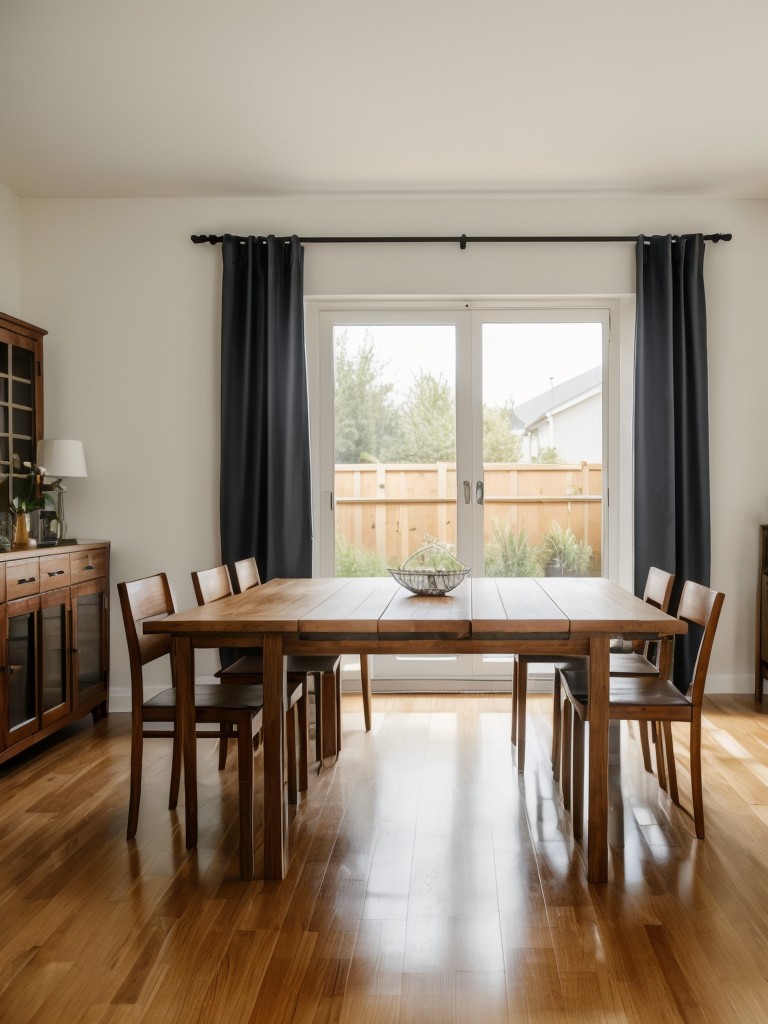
[11,462,55,514]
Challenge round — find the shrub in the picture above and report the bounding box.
[541,522,592,575]
[484,521,543,577]
[335,535,388,577]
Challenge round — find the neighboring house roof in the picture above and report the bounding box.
[514,366,602,431]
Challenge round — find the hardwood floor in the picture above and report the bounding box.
[2,693,768,1023]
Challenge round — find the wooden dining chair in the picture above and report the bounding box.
[552,565,676,782]
[511,566,675,776]
[118,573,264,880]
[192,565,340,796]
[229,555,368,759]
[559,579,724,840]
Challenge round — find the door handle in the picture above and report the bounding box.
[463,480,471,504]
[475,480,484,505]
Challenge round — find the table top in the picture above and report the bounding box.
[145,576,687,641]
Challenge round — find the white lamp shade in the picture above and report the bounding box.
[37,439,87,478]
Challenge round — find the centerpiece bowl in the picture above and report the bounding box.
[388,541,470,596]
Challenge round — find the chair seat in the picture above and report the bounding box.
[217,654,341,710]
[217,653,341,676]
[609,651,659,675]
[560,669,692,712]
[145,682,264,712]
[556,651,659,679]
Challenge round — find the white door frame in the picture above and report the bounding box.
[305,294,635,690]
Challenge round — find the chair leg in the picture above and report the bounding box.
[655,721,668,792]
[310,672,322,765]
[335,662,342,753]
[297,681,309,793]
[127,727,143,840]
[516,659,528,772]
[572,714,585,840]
[218,722,232,771]
[552,669,562,781]
[169,726,181,810]
[360,654,372,732]
[286,703,298,805]
[690,713,705,839]
[320,669,339,761]
[511,656,519,744]
[562,699,572,811]
[662,722,679,804]
[236,720,254,881]
[638,721,653,773]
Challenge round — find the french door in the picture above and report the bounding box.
[314,302,610,686]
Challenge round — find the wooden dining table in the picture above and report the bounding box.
[144,575,686,884]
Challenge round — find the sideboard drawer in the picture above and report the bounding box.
[70,548,107,584]
[39,553,72,592]
[6,558,40,599]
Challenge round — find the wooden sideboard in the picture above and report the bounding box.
[0,541,109,765]
[758,525,768,701]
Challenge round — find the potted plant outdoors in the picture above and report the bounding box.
[542,522,592,577]
[11,462,55,548]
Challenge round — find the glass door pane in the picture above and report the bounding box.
[8,609,37,736]
[475,317,605,678]
[480,321,603,577]
[333,323,458,572]
[41,601,68,716]
[332,321,470,680]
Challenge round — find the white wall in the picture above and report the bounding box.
[0,181,21,314]
[18,195,768,703]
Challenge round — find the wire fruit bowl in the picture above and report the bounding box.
[388,566,470,596]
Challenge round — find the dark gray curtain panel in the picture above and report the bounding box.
[220,234,312,586]
[634,233,710,690]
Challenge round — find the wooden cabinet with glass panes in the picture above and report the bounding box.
[0,312,110,764]
[0,312,45,532]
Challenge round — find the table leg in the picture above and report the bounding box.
[263,634,287,879]
[360,654,372,732]
[587,635,609,883]
[172,636,197,851]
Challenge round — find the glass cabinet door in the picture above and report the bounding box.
[5,599,38,746]
[72,579,107,706]
[41,590,71,724]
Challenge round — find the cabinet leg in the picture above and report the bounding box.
[91,702,108,724]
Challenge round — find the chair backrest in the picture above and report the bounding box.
[676,580,725,706]
[231,556,261,594]
[632,567,675,656]
[191,565,232,606]
[643,567,675,612]
[117,573,176,712]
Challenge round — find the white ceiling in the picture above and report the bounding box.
[1,0,767,200]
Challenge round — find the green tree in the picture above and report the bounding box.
[483,403,523,462]
[334,331,398,463]
[384,371,455,462]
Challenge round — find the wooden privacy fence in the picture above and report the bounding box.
[335,462,602,568]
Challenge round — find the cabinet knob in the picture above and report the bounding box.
[83,565,95,572]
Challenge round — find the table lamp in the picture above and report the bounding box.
[36,439,87,543]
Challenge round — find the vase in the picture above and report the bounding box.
[13,512,37,549]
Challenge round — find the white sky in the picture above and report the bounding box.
[335,322,603,408]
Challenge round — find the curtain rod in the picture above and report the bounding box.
[191,232,732,249]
